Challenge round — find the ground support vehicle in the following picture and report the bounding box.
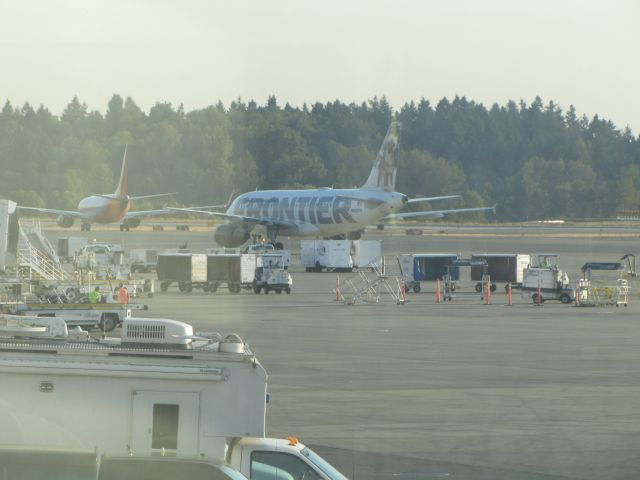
[521,254,572,304]
[56,236,88,262]
[575,258,635,307]
[398,253,459,293]
[74,243,129,280]
[471,253,530,292]
[207,253,256,293]
[156,252,208,292]
[0,315,347,480]
[301,240,382,272]
[128,249,158,273]
[253,253,292,294]
[8,302,132,331]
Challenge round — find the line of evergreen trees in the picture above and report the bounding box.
[1,94,638,221]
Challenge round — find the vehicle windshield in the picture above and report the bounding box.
[301,448,348,480]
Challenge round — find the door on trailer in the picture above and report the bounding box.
[130,391,200,455]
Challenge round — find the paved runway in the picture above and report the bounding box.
[44,223,640,479]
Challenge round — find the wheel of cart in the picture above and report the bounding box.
[209,282,219,293]
[413,283,421,293]
[160,281,170,292]
[178,282,193,293]
[532,293,544,304]
[285,287,291,294]
[98,313,119,332]
[559,293,571,304]
[65,287,82,302]
[228,283,241,293]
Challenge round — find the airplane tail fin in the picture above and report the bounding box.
[362,122,401,192]
[114,145,129,196]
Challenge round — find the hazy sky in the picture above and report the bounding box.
[1,0,638,132]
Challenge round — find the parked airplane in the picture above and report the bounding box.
[170,122,495,248]
[18,146,175,231]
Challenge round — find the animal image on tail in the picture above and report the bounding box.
[363,122,401,192]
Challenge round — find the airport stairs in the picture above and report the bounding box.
[17,220,66,282]
[338,257,406,305]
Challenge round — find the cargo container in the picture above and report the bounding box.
[470,253,531,292]
[206,253,256,293]
[156,253,208,292]
[398,253,459,293]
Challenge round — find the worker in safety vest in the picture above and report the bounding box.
[118,285,130,304]
[88,286,101,304]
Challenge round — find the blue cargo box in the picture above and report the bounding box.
[413,255,459,281]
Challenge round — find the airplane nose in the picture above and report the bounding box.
[401,195,409,204]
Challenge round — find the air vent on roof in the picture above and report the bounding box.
[122,318,193,348]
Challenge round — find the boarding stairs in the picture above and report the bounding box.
[338,257,406,305]
[17,220,66,282]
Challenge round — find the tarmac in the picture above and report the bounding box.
[43,222,640,479]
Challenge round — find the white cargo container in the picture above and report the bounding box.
[128,249,158,273]
[301,240,353,272]
[351,240,382,269]
[0,316,347,480]
[301,240,382,272]
[206,253,257,293]
[156,253,208,292]
[57,236,89,261]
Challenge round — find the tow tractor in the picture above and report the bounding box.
[521,254,573,304]
[253,252,292,294]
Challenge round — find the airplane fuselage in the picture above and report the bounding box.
[77,195,131,224]
[227,188,407,237]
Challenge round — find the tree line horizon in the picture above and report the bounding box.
[1,94,638,222]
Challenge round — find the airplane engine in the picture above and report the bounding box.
[56,215,75,228]
[214,223,250,247]
[122,217,141,229]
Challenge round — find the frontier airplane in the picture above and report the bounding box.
[19,146,175,231]
[172,122,495,248]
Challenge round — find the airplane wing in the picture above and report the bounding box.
[165,207,298,227]
[129,192,177,201]
[384,205,497,220]
[407,195,461,204]
[17,206,87,219]
[123,209,178,220]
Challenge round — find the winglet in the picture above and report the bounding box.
[115,145,129,196]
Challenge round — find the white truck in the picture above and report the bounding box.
[521,254,573,304]
[301,240,382,272]
[253,252,292,294]
[0,315,347,480]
